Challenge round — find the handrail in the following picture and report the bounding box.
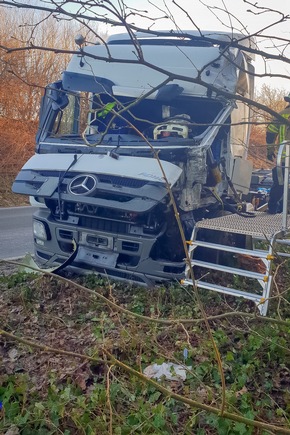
[276,140,290,232]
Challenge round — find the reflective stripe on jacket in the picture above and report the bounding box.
[267,105,290,156]
[97,102,117,119]
[267,113,290,143]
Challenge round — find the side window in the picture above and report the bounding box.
[51,92,90,136]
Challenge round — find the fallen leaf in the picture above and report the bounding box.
[8,348,18,362]
[5,426,20,435]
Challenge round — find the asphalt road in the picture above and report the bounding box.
[0,206,37,259]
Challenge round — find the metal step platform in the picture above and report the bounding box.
[183,212,290,316]
[191,211,290,239]
[182,141,290,316]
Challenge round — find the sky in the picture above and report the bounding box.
[12,0,290,91]
[97,0,290,91]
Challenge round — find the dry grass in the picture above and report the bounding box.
[0,118,36,206]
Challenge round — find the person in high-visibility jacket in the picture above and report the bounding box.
[97,102,117,119]
[266,93,290,214]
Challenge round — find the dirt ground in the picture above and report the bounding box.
[0,260,22,276]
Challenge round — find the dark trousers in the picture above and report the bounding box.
[268,165,285,213]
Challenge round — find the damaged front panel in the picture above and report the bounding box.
[13,153,187,284]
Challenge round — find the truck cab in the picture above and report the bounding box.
[13,31,255,285]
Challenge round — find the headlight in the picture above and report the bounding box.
[33,220,48,241]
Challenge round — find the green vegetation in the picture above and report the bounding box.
[0,267,289,434]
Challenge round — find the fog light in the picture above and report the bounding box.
[35,239,45,246]
[33,220,48,241]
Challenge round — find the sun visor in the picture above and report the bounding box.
[62,71,115,94]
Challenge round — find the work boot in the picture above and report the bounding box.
[267,205,278,214]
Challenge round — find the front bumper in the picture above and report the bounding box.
[33,208,185,286]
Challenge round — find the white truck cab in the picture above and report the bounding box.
[13,31,255,284]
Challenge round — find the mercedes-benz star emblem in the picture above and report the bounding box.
[68,174,98,196]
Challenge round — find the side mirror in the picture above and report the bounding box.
[36,81,69,144]
[48,82,69,110]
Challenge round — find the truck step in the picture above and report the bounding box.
[188,240,270,258]
[181,279,264,304]
[191,259,267,281]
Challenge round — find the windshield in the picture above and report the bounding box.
[49,88,224,141]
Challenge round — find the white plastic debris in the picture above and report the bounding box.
[143,362,191,381]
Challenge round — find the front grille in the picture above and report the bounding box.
[79,216,128,234]
[38,171,148,189]
[121,241,140,252]
[59,229,74,240]
[97,175,147,188]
